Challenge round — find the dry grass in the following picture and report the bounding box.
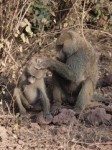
[0,0,112,149]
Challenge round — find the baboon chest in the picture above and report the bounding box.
[23,84,38,103]
[61,80,77,93]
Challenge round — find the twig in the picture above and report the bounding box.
[0,115,14,118]
[72,139,112,146]
[4,39,18,67]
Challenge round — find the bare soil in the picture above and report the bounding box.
[0,32,112,150]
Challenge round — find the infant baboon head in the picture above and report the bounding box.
[26,57,47,83]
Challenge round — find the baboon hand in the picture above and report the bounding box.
[26,104,33,109]
[20,107,27,115]
[44,113,53,123]
[51,105,61,116]
[35,57,50,70]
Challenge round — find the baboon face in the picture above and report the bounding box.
[26,57,47,80]
[27,68,47,84]
[27,66,46,80]
[56,30,75,62]
[56,47,67,62]
[28,76,36,84]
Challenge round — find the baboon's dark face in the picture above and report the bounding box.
[56,31,74,62]
[26,57,43,78]
[56,45,66,62]
[26,64,46,80]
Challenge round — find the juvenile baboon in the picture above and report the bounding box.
[35,30,112,115]
[14,57,52,120]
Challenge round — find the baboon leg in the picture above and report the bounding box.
[41,83,52,122]
[14,88,26,114]
[51,76,65,115]
[20,93,33,109]
[39,81,52,121]
[51,86,63,115]
[41,89,50,115]
[75,79,94,110]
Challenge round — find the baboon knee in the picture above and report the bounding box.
[75,79,94,109]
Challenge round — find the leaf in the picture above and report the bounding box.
[25,37,29,44]
[14,29,20,37]
[19,46,23,52]
[20,33,26,43]
[24,18,31,26]
[20,33,29,43]
[44,0,49,5]
[14,123,20,130]
[0,43,3,48]
[20,18,31,27]
[0,100,2,105]
[50,11,55,17]
[35,10,39,16]
[41,18,48,24]
[20,21,27,28]
[63,23,68,28]
[25,25,33,37]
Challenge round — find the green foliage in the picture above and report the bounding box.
[14,18,33,43]
[87,4,111,29]
[94,8,102,19]
[13,1,55,43]
[29,0,54,32]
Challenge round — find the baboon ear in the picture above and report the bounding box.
[28,76,36,84]
[56,44,63,51]
[36,58,42,63]
[55,32,60,38]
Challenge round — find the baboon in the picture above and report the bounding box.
[14,57,52,120]
[35,30,112,115]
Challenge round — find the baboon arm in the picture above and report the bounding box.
[14,88,26,114]
[39,82,50,115]
[20,92,32,109]
[19,73,27,87]
[49,59,76,81]
[39,59,76,81]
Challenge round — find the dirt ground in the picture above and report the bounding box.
[0,115,112,150]
[0,1,112,149]
[0,31,112,150]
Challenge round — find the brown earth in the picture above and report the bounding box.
[0,34,112,149]
[0,1,112,149]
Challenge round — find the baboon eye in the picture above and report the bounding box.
[26,74,31,78]
[31,75,36,78]
[56,45,63,51]
[36,59,42,63]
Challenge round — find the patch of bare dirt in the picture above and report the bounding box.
[0,32,112,149]
[0,111,112,150]
[0,1,112,149]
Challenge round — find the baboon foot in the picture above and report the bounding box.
[44,113,53,123]
[51,104,61,116]
[20,107,27,115]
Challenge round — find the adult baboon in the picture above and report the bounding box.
[35,30,112,115]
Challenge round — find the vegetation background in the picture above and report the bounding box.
[0,0,112,149]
